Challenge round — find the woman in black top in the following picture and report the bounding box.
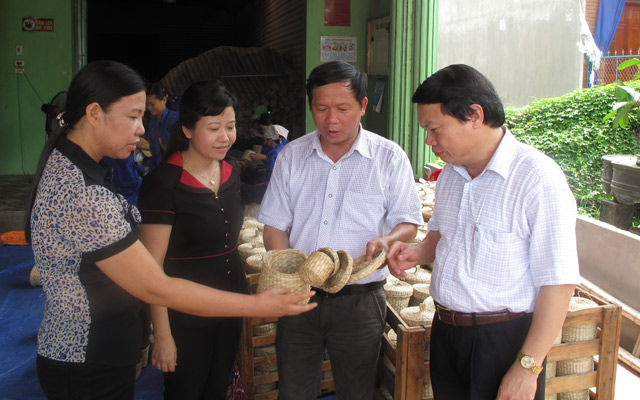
[138,81,260,399]
[25,61,315,400]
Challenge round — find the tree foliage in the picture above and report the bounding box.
[505,81,640,219]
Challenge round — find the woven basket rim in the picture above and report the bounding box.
[298,250,335,286]
[321,250,353,293]
[348,249,387,284]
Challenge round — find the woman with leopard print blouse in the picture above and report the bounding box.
[25,60,315,400]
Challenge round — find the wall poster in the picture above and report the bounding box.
[320,36,357,63]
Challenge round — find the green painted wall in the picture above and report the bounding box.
[365,0,391,137]
[0,0,74,174]
[304,0,371,134]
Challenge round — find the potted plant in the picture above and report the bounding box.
[602,58,640,205]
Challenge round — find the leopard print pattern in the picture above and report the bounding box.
[31,149,134,362]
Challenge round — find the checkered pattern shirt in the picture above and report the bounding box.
[258,126,423,284]
[428,129,580,313]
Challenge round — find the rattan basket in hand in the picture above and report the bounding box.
[348,249,387,284]
[318,247,340,276]
[384,280,413,312]
[257,249,310,304]
[321,250,353,293]
[298,250,335,287]
[242,217,264,232]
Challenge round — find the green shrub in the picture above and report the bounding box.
[505,81,640,220]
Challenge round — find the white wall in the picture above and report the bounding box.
[438,0,585,107]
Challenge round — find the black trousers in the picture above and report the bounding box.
[163,317,242,400]
[430,313,546,400]
[37,355,136,400]
[275,288,387,400]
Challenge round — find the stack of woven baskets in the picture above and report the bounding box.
[416,179,436,225]
[239,217,266,274]
[257,248,388,300]
[384,266,433,314]
[553,296,599,400]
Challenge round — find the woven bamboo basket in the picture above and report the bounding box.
[238,242,265,263]
[318,247,340,276]
[387,328,397,346]
[321,250,353,293]
[255,382,277,394]
[409,283,430,306]
[241,228,264,247]
[242,217,264,232]
[348,249,387,284]
[298,250,335,287]
[557,297,599,400]
[255,362,278,376]
[384,280,413,312]
[400,303,434,327]
[253,322,277,337]
[257,249,310,303]
[402,267,431,285]
[253,344,276,358]
[422,296,436,313]
[245,253,264,274]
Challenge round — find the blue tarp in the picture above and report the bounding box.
[0,245,162,400]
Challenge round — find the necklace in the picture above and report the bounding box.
[183,157,219,186]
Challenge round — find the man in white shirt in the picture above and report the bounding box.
[387,64,580,400]
[258,61,423,399]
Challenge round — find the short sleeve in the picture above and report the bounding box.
[60,185,137,262]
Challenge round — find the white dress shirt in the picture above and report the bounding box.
[428,129,580,313]
[258,126,423,284]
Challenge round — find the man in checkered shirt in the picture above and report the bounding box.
[387,64,580,400]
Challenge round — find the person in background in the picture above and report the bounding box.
[250,124,289,182]
[257,60,423,400]
[137,80,268,399]
[146,82,179,171]
[386,64,580,400]
[102,154,146,206]
[25,60,316,400]
[134,137,152,169]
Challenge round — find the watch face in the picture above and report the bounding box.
[521,355,535,369]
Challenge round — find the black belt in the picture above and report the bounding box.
[313,279,386,298]
[435,302,526,327]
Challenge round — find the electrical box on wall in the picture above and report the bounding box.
[366,15,390,76]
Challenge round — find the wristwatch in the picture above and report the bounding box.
[517,351,543,374]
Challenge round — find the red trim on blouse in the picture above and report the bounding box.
[167,152,232,188]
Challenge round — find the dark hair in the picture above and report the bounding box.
[165,80,237,155]
[306,61,367,105]
[25,60,146,242]
[257,107,273,125]
[146,82,167,100]
[411,64,505,128]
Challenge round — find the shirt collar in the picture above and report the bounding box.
[452,126,514,181]
[305,124,371,161]
[483,126,516,180]
[56,135,110,186]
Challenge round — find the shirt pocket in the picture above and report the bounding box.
[470,226,528,287]
[340,190,385,235]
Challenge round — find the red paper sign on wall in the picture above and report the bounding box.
[22,18,54,32]
[325,0,350,26]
